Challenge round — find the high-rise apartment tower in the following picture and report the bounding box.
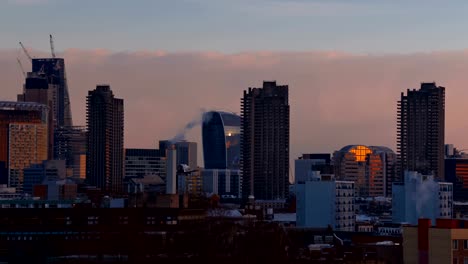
[241,81,290,200]
[397,83,445,180]
[86,85,124,194]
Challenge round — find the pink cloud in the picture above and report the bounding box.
[2,49,468,170]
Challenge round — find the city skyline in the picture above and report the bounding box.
[3,48,468,166]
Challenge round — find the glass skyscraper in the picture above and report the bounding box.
[31,58,73,128]
[202,111,240,170]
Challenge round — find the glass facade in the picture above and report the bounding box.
[32,58,73,127]
[0,102,49,188]
[334,145,396,197]
[202,111,240,170]
[8,123,48,189]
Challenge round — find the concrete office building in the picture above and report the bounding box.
[392,171,452,225]
[295,154,333,183]
[0,102,48,190]
[23,160,66,195]
[125,148,166,178]
[296,171,355,231]
[397,83,445,180]
[18,72,58,159]
[54,126,86,178]
[241,81,290,200]
[202,111,241,170]
[86,85,124,194]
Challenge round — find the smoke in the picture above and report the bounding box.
[408,172,439,218]
[170,108,214,143]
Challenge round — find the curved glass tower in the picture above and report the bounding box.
[202,111,240,170]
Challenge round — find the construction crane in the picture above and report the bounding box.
[16,58,26,78]
[19,42,33,62]
[49,34,56,58]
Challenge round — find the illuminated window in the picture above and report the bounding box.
[348,145,372,162]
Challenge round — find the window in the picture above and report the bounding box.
[453,240,459,250]
[464,240,468,250]
[464,257,468,264]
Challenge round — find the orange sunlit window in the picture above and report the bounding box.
[349,145,372,162]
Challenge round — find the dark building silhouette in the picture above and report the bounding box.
[202,111,241,170]
[158,140,197,169]
[241,81,290,200]
[445,158,468,201]
[31,58,72,128]
[397,82,445,180]
[125,148,166,178]
[175,141,197,169]
[54,126,87,179]
[86,85,124,194]
[18,58,73,160]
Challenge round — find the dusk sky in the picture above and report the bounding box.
[2,0,468,168]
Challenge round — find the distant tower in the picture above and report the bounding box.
[202,111,241,170]
[31,58,72,128]
[86,85,124,194]
[166,146,177,194]
[397,83,445,180]
[18,56,73,161]
[241,81,290,200]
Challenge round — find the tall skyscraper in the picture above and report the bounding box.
[241,81,290,200]
[202,111,241,170]
[18,57,73,161]
[18,72,58,159]
[397,83,445,180]
[31,58,72,128]
[86,85,124,194]
[0,101,48,189]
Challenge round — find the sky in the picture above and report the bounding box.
[2,0,468,171]
[3,0,468,53]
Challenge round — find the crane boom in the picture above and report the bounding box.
[19,42,32,62]
[16,58,26,77]
[49,34,56,58]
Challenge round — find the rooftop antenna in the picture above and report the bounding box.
[49,34,56,58]
[19,42,33,62]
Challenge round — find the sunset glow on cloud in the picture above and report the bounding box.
[3,48,468,166]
